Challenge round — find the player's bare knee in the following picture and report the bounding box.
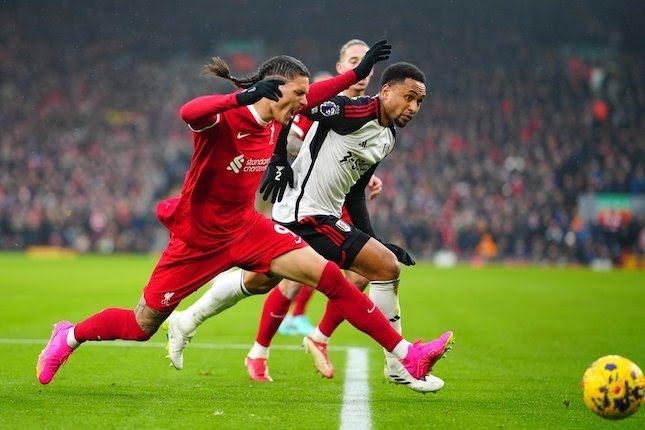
[136,315,164,339]
[352,278,369,290]
[250,283,277,294]
[247,278,281,294]
[378,253,400,280]
[134,302,169,338]
[280,279,303,299]
[243,271,280,294]
[344,271,370,290]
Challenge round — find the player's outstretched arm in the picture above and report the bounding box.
[305,40,392,110]
[179,93,239,128]
[352,39,392,80]
[180,79,285,128]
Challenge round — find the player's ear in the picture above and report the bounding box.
[380,83,390,99]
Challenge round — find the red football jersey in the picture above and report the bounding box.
[290,113,315,140]
[158,70,358,249]
[158,105,281,247]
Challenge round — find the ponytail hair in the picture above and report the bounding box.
[202,55,310,89]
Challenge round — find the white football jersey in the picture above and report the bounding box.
[273,96,395,224]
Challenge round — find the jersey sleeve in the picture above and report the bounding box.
[179,93,240,132]
[305,95,378,135]
[303,70,358,110]
[344,164,379,238]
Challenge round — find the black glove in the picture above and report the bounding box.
[260,155,294,203]
[353,39,392,80]
[382,241,416,266]
[236,79,285,105]
[259,120,294,203]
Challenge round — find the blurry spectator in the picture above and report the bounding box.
[475,233,498,261]
[1,1,642,266]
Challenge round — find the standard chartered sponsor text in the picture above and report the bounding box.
[243,157,270,172]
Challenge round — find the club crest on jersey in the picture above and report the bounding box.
[335,219,351,232]
[161,292,175,306]
[319,101,340,117]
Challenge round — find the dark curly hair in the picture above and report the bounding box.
[380,62,425,87]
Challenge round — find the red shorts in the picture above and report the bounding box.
[143,213,306,311]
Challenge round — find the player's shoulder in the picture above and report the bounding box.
[190,107,237,134]
[311,95,377,118]
[340,95,379,120]
[344,95,376,105]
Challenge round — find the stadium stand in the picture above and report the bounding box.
[1,1,642,266]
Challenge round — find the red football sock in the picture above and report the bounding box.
[292,286,314,317]
[74,308,150,342]
[316,262,402,351]
[255,287,292,347]
[318,300,346,338]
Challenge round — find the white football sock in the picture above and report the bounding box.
[370,279,403,360]
[310,327,330,344]
[369,279,402,334]
[177,269,250,333]
[248,341,269,359]
[391,339,412,360]
[67,327,80,349]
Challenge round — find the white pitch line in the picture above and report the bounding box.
[340,347,371,430]
[1,337,372,429]
[0,338,348,351]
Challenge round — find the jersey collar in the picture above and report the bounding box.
[374,96,396,134]
[247,105,271,127]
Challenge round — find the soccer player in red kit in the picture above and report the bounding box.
[163,42,383,358]
[37,41,450,390]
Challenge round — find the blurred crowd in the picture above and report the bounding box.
[1,1,643,265]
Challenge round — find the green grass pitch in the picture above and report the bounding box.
[0,252,643,429]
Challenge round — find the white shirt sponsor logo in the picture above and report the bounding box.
[226,154,271,173]
[226,154,245,173]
